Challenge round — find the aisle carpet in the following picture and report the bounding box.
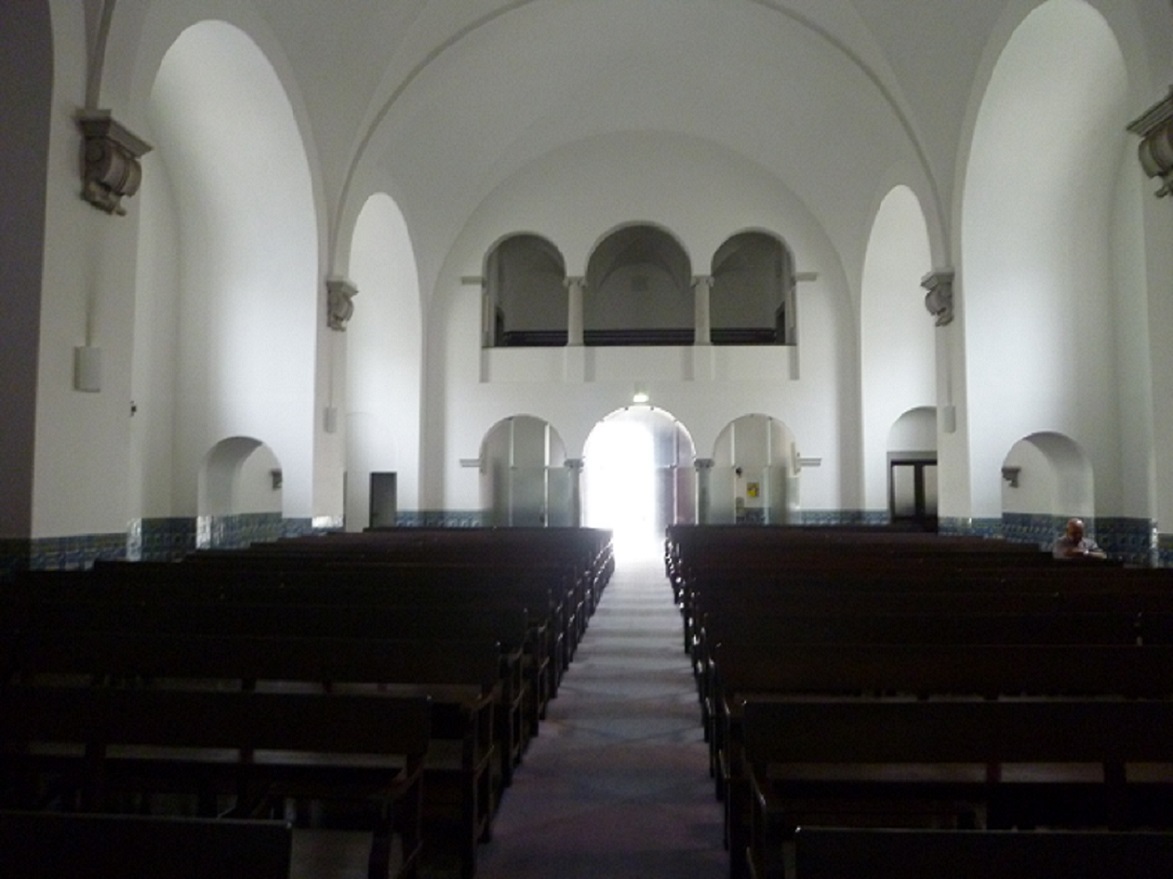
[472,550,726,878]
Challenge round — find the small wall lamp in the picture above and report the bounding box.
[1001,466,1021,488]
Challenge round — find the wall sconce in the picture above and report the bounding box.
[1128,86,1173,199]
[76,110,152,216]
[1001,466,1021,488]
[632,383,649,404]
[73,345,102,392]
[270,469,283,490]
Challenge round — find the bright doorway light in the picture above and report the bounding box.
[584,417,658,561]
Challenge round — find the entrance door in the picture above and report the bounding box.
[889,458,937,530]
[369,472,397,529]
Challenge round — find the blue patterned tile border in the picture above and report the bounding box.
[938,517,1003,539]
[1156,533,1173,568]
[129,517,198,562]
[395,510,490,528]
[1095,517,1156,567]
[994,514,1155,565]
[22,533,127,572]
[796,510,888,526]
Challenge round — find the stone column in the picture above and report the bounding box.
[565,277,585,346]
[694,457,714,524]
[692,275,713,345]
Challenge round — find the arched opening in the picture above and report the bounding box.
[347,193,422,530]
[480,416,568,527]
[197,436,284,548]
[710,231,794,345]
[712,415,797,525]
[583,406,695,559]
[584,225,692,345]
[1001,431,1095,549]
[887,407,939,530]
[485,234,567,347]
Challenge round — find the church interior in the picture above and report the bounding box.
[3,1,1173,877]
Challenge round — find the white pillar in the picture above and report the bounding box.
[565,276,585,346]
[692,275,712,345]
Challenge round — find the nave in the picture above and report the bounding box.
[471,551,726,879]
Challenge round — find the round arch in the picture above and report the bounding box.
[583,405,696,558]
[958,0,1131,522]
[1000,430,1094,548]
[712,414,798,525]
[484,233,568,347]
[198,436,284,547]
[139,19,318,524]
[480,415,568,527]
[710,231,794,345]
[346,192,423,531]
[584,224,693,343]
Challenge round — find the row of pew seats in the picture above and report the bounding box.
[664,524,1173,879]
[0,526,613,879]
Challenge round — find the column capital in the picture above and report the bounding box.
[564,276,586,290]
[565,458,584,471]
[694,457,715,471]
[691,275,713,289]
[1128,85,1173,199]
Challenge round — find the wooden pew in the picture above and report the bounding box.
[711,642,1173,877]
[1,630,501,879]
[740,699,1173,879]
[791,826,1173,879]
[0,685,432,879]
[0,810,294,879]
[82,558,567,717]
[1,587,534,771]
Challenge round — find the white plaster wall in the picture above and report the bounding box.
[423,131,857,516]
[131,145,182,518]
[1000,440,1058,516]
[146,21,319,519]
[860,186,935,514]
[33,2,143,538]
[346,194,423,525]
[960,1,1129,520]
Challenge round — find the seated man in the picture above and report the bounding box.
[1051,517,1107,560]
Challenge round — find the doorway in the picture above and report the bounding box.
[583,406,695,561]
[888,457,938,530]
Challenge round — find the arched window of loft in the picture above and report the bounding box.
[584,225,693,346]
[484,234,567,348]
[711,231,794,345]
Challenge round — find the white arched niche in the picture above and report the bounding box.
[143,20,317,520]
[346,193,422,530]
[860,186,935,516]
[960,0,1129,521]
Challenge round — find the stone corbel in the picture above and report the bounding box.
[1128,86,1173,199]
[326,278,358,331]
[921,269,955,327]
[77,110,152,216]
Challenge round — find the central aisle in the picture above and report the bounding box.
[474,551,726,878]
